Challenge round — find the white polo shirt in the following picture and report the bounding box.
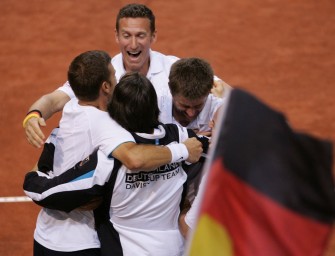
[112,50,179,123]
[59,50,223,132]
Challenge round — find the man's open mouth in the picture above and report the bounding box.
[127,51,141,58]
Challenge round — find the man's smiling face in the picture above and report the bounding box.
[115,17,156,75]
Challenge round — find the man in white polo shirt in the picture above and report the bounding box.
[23,4,230,148]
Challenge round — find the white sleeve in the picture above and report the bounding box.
[91,112,135,157]
[23,150,116,212]
[57,81,76,99]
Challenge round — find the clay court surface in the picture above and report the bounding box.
[0,0,334,254]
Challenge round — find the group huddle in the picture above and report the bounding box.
[22,3,230,256]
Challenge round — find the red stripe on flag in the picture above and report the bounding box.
[199,158,332,256]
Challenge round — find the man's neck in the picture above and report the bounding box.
[78,100,107,111]
[124,59,150,76]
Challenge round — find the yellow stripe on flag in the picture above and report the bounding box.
[189,214,233,256]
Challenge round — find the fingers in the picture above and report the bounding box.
[184,138,203,163]
[38,117,46,127]
[212,80,232,98]
[211,80,225,98]
[197,131,212,137]
[25,117,46,148]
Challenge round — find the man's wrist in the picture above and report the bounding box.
[23,110,42,128]
[166,143,189,163]
[27,109,42,117]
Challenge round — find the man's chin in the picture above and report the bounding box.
[125,62,142,72]
[179,118,194,126]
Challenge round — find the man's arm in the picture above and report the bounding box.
[24,90,70,148]
[23,137,202,211]
[179,212,190,238]
[179,172,208,238]
[111,137,203,171]
[23,150,110,212]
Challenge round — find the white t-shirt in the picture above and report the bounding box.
[34,98,135,252]
[110,126,188,256]
[27,124,192,256]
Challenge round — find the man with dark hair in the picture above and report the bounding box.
[156,57,226,205]
[108,72,160,133]
[23,3,230,148]
[24,72,208,256]
[29,50,202,256]
[24,72,209,256]
[162,57,224,134]
[67,51,114,101]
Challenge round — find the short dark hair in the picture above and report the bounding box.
[116,4,155,33]
[108,72,160,133]
[168,58,214,100]
[67,50,111,101]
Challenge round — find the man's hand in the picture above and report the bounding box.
[196,130,212,137]
[25,117,46,148]
[24,90,71,148]
[183,137,203,163]
[211,80,232,98]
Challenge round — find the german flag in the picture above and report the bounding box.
[187,89,335,256]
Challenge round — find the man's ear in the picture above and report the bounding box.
[151,30,157,44]
[102,81,113,95]
[115,29,119,44]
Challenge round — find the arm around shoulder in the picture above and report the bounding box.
[28,89,71,120]
[112,142,172,170]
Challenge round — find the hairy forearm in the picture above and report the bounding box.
[28,95,57,120]
[116,144,172,171]
[28,90,70,120]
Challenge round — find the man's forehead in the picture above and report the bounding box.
[174,94,207,107]
[118,17,151,32]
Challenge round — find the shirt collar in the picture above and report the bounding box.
[146,49,164,76]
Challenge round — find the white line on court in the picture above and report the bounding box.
[0,196,32,203]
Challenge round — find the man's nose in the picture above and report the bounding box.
[130,37,138,49]
[185,108,197,117]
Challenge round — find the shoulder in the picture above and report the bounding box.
[61,98,80,115]
[111,52,122,63]
[163,123,180,136]
[206,94,224,112]
[111,53,123,70]
[208,93,224,103]
[162,123,192,143]
[150,50,179,66]
[56,81,75,99]
[88,111,121,130]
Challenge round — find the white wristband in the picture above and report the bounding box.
[166,143,189,163]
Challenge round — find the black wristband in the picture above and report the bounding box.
[26,109,42,118]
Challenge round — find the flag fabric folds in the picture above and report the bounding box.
[188,88,335,256]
